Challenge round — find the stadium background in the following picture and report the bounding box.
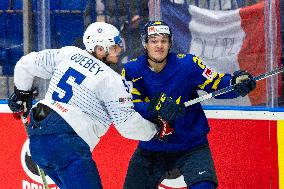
[0,0,283,188]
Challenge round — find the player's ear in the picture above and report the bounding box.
[143,43,147,50]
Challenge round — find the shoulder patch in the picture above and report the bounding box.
[202,67,216,80]
[177,54,186,59]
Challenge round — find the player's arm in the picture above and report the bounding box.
[189,55,255,98]
[122,67,184,123]
[121,67,155,120]
[100,75,176,141]
[8,48,62,118]
[14,49,62,91]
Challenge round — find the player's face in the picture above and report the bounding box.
[105,44,122,64]
[145,34,170,62]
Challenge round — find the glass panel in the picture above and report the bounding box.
[159,0,283,107]
[0,0,282,108]
[0,0,24,99]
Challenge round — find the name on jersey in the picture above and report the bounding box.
[71,53,104,75]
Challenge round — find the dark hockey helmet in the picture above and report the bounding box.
[141,20,172,47]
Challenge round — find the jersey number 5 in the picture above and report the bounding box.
[52,67,86,103]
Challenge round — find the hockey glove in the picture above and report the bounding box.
[8,87,38,119]
[154,118,173,142]
[231,70,256,97]
[148,93,184,123]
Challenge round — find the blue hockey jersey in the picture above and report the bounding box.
[123,53,239,152]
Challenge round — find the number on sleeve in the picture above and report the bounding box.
[122,79,130,93]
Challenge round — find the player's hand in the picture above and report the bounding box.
[148,93,184,123]
[8,87,38,119]
[232,70,256,97]
[154,118,173,142]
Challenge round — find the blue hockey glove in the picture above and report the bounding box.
[232,70,256,97]
[154,118,173,142]
[148,93,184,123]
[8,87,38,119]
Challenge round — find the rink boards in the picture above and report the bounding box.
[0,104,283,189]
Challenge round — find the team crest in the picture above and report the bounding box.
[177,54,185,59]
[97,28,102,33]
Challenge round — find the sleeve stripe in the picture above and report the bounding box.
[198,79,212,89]
[144,96,150,102]
[132,99,143,103]
[131,88,141,95]
[198,72,218,89]
[212,73,225,90]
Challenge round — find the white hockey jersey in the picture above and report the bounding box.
[14,46,157,150]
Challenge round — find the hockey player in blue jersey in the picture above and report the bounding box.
[122,21,256,189]
[7,22,183,189]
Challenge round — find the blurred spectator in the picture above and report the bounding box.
[244,0,262,6]
[77,0,149,73]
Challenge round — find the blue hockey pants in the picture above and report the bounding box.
[28,109,102,189]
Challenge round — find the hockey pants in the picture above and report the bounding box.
[28,104,103,189]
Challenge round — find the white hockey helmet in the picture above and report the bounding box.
[83,22,122,53]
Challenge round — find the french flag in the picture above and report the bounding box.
[161,0,282,105]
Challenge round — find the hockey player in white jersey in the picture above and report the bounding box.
[7,22,184,189]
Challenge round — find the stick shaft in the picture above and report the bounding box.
[184,67,284,107]
[21,116,49,189]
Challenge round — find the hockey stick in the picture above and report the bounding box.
[184,66,284,107]
[19,97,49,189]
[21,116,49,189]
[21,115,49,189]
